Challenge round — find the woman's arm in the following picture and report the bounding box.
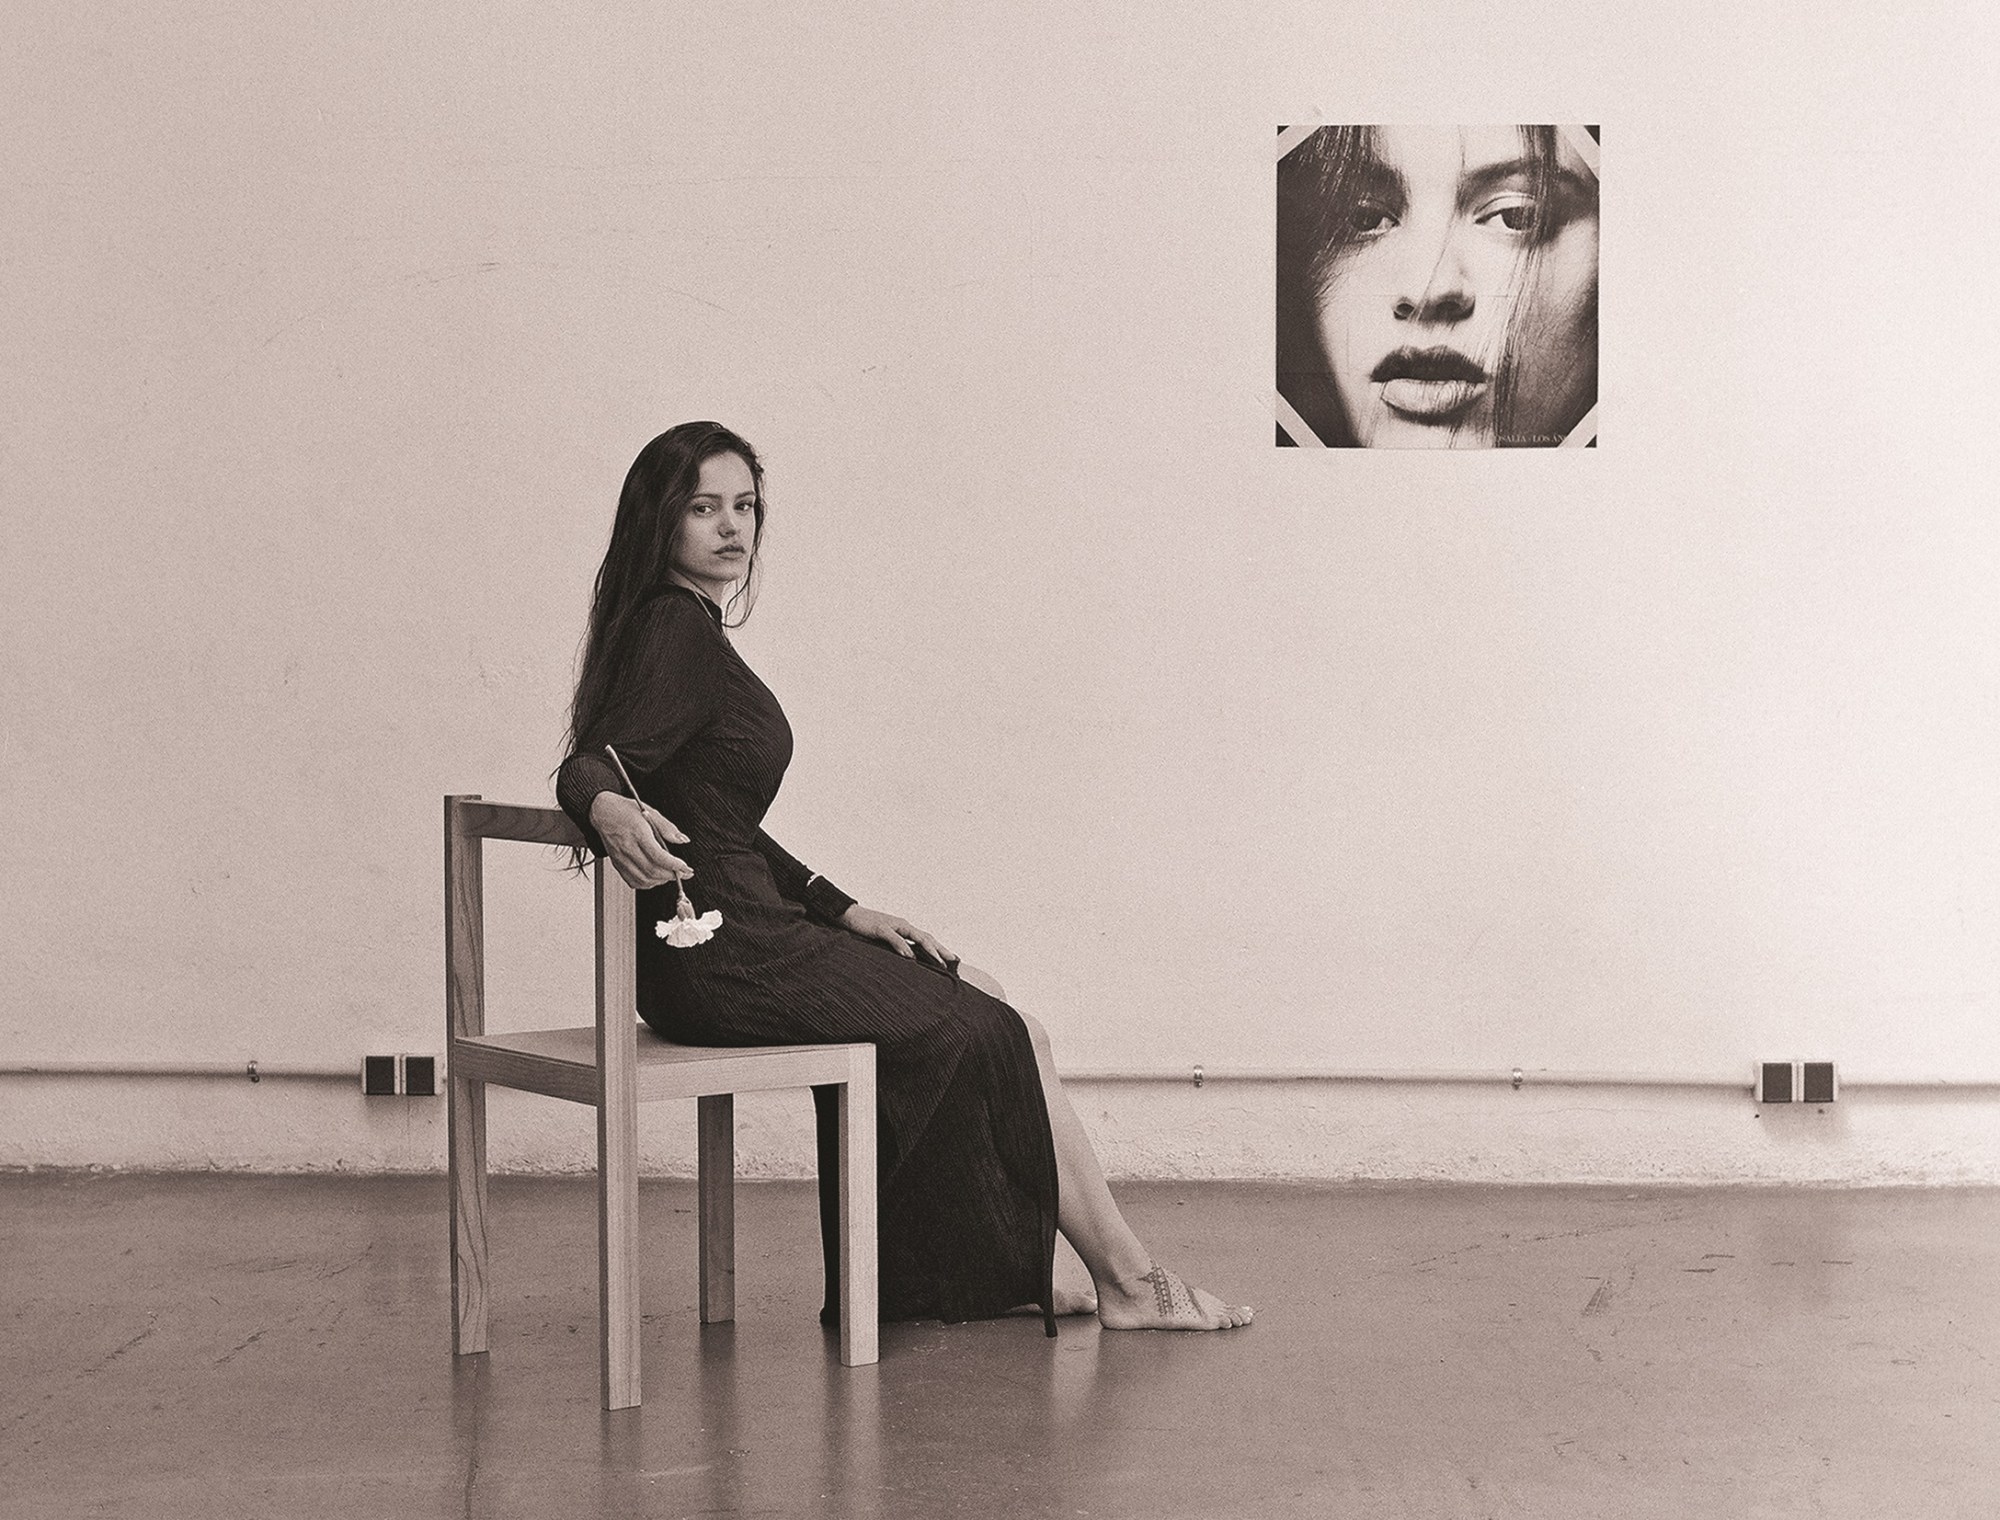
[556,593,723,881]
[754,830,954,968]
[752,828,858,924]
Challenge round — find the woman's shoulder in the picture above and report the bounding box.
[637,584,727,630]
[619,585,729,663]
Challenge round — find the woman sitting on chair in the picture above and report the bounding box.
[556,421,1252,1335]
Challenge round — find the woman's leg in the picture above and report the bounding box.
[1018,1014,1253,1331]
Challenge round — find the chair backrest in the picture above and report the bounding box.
[444,795,638,1086]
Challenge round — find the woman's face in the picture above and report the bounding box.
[669,451,758,598]
[1314,126,1598,447]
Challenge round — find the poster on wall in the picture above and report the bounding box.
[1275,124,1600,448]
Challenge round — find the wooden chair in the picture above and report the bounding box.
[444,795,878,1410]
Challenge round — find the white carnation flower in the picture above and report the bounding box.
[655,881,722,947]
[657,911,722,947]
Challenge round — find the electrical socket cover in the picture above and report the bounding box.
[361,1054,399,1096]
[1755,1060,1838,1104]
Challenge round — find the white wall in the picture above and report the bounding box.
[4,0,1996,1181]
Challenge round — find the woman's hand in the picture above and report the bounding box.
[840,905,959,972]
[589,792,693,890]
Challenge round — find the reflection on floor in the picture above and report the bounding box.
[5,1174,1996,1518]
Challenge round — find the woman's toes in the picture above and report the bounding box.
[1193,1286,1252,1330]
[1189,1284,1257,1330]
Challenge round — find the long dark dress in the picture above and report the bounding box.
[557,585,1059,1330]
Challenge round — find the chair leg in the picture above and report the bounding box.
[698,1094,736,1323]
[598,1075,642,1410]
[448,1071,489,1355]
[837,1047,879,1366]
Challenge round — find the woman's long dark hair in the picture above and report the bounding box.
[1276,125,1380,446]
[563,422,766,777]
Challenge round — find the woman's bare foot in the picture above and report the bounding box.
[1008,1284,1100,1317]
[1009,1236,1098,1317]
[1052,1283,1099,1315]
[1096,1265,1252,1331]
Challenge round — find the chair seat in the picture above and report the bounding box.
[453,1025,869,1104]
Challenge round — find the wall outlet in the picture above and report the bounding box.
[361,1054,400,1096]
[1755,1060,1838,1104]
[360,1054,442,1097]
[402,1054,439,1097]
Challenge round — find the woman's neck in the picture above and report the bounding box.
[666,571,732,609]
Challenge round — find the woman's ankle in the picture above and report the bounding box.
[1095,1259,1160,1298]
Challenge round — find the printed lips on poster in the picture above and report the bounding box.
[1276,125,1599,449]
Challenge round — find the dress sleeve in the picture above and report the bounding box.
[556,594,726,856]
[754,829,857,924]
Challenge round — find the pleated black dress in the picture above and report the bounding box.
[557,585,1059,1331]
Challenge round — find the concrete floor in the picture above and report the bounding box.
[3,1176,1995,1519]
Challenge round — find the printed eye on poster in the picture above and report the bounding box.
[1275,124,1600,449]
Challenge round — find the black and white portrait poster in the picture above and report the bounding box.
[1276,124,1600,448]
